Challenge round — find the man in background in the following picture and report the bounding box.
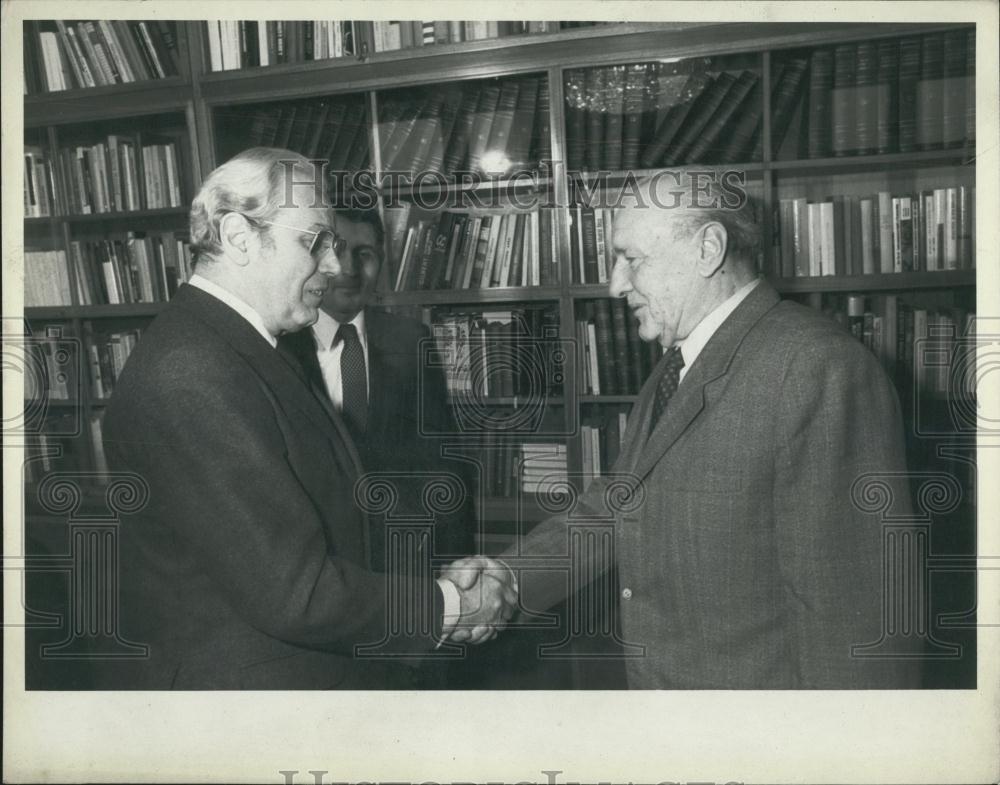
[278,207,474,568]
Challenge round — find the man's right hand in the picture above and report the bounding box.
[440,555,518,644]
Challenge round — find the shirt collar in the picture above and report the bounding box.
[187,274,277,348]
[677,278,760,374]
[313,309,367,351]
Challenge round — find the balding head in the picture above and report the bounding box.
[609,173,760,347]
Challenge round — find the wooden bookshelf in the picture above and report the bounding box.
[20,17,980,691]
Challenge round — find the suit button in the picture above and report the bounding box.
[621,587,633,600]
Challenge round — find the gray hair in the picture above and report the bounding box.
[189,147,325,263]
[638,174,761,270]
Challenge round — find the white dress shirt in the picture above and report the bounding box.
[676,277,760,382]
[187,274,277,348]
[312,309,370,409]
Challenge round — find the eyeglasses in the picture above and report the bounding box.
[255,218,347,259]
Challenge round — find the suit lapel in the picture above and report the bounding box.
[177,285,362,477]
[633,281,781,481]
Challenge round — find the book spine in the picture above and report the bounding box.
[897,37,922,152]
[593,301,617,395]
[877,191,894,273]
[807,48,834,158]
[859,197,875,274]
[916,33,944,151]
[830,44,857,156]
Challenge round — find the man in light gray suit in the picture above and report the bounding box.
[474,174,921,688]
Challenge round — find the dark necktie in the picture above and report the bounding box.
[337,322,368,436]
[650,346,685,428]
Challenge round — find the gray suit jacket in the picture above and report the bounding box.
[513,281,921,689]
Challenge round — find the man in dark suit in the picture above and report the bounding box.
[479,175,922,688]
[278,207,474,566]
[100,149,512,689]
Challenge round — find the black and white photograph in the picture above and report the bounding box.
[3,0,998,782]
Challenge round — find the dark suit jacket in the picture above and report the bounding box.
[514,281,921,689]
[101,285,444,689]
[279,308,474,561]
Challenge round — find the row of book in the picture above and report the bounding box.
[828,296,975,400]
[204,21,360,71]
[24,20,181,94]
[241,97,370,172]
[581,409,631,489]
[25,137,185,217]
[794,30,976,159]
[577,299,661,396]
[565,64,763,171]
[70,233,194,305]
[373,21,602,52]
[520,442,569,495]
[86,328,141,400]
[24,147,58,218]
[377,75,551,176]
[774,186,975,278]
[386,206,557,292]
[431,308,562,400]
[570,206,616,285]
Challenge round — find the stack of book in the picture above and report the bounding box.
[520,442,568,495]
[570,205,616,284]
[24,147,58,217]
[23,20,181,94]
[70,232,194,305]
[564,63,763,171]
[237,96,370,171]
[373,21,602,52]
[576,299,660,396]
[581,410,630,488]
[204,21,360,70]
[385,205,557,291]
[431,307,562,401]
[774,185,975,277]
[784,30,975,159]
[53,135,185,215]
[86,327,142,399]
[377,76,550,176]
[828,295,974,400]
[25,251,73,306]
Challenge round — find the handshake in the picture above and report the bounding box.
[440,555,519,644]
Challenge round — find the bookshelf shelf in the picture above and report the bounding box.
[60,207,190,224]
[569,285,619,299]
[387,174,553,198]
[24,78,192,128]
[768,149,974,174]
[771,270,976,294]
[574,163,766,185]
[24,303,167,320]
[22,21,978,603]
[374,286,562,306]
